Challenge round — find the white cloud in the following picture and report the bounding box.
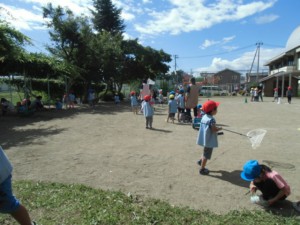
[195,47,284,73]
[0,3,45,30]
[121,11,135,21]
[0,0,95,31]
[135,0,277,35]
[254,14,279,24]
[223,35,236,43]
[123,32,134,40]
[222,45,239,51]
[200,39,219,49]
[200,36,236,49]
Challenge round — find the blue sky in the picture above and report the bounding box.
[1,0,300,76]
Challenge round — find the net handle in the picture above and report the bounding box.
[222,128,249,137]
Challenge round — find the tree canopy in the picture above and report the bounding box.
[91,0,125,34]
[1,1,172,99]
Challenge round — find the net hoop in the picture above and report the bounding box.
[247,129,267,149]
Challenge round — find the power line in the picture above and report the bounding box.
[179,44,254,59]
[177,42,285,60]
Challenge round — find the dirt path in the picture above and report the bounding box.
[1,96,299,215]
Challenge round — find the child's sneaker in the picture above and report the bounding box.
[197,159,202,166]
[199,168,209,175]
[293,201,300,212]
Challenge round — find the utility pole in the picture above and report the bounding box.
[248,42,263,83]
[174,54,178,84]
[256,42,263,82]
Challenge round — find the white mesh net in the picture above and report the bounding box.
[247,129,267,149]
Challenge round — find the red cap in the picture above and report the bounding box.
[130,91,135,95]
[144,95,151,101]
[288,86,292,90]
[202,100,220,113]
[274,88,278,91]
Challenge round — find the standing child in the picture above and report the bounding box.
[0,146,37,225]
[158,90,164,106]
[196,104,204,118]
[88,90,95,108]
[130,91,139,114]
[196,100,222,175]
[114,93,120,105]
[68,92,75,109]
[286,86,292,104]
[176,89,185,122]
[273,87,278,102]
[241,160,291,206]
[254,88,258,102]
[250,88,254,102]
[141,95,154,129]
[167,94,177,123]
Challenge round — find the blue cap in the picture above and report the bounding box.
[170,91,175,95]
[240,160,261,181]
[197,104,202,109]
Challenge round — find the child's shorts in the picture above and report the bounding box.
[203,147,213,160]
[169,113,175,118]
[0,175,20,214]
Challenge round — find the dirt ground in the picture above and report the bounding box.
[1,96,300,216]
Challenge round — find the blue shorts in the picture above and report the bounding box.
[0,175,20,214]
[203,147,213,160]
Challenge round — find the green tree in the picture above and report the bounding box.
[0,21,32,75]
[91,0,125,34]
[43,3,95,95]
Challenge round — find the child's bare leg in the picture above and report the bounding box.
[10,204,33,225]
[201,157,208,170]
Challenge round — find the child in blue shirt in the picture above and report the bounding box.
[167,94,177,123]
[176,89,185,122]
[130,91,139,114]
[196,100,222,175]
[0,146,36,225]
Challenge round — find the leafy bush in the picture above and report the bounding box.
[98,91,124,101]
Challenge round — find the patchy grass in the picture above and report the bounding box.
[0,181,299,225]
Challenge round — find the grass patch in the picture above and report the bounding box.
[0,91,24,105]
[0,181,299,225]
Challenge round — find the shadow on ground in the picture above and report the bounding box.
[0,101,133,150]
[208,170,249,189]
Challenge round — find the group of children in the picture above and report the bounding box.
[129,86,299,210]
[250,87,263,102]
[166,89,202,124]
[195,99,299,211]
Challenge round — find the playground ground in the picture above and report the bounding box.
[1,96,300,216]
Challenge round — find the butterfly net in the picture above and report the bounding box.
[247,129,267,149]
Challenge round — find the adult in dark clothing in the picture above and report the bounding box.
[257,83,263,102]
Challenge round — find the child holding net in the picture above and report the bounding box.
[196,100,222,175]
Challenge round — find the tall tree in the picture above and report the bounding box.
[91,0,125,34]
[43,3,95,93]
[0,21,31,64]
